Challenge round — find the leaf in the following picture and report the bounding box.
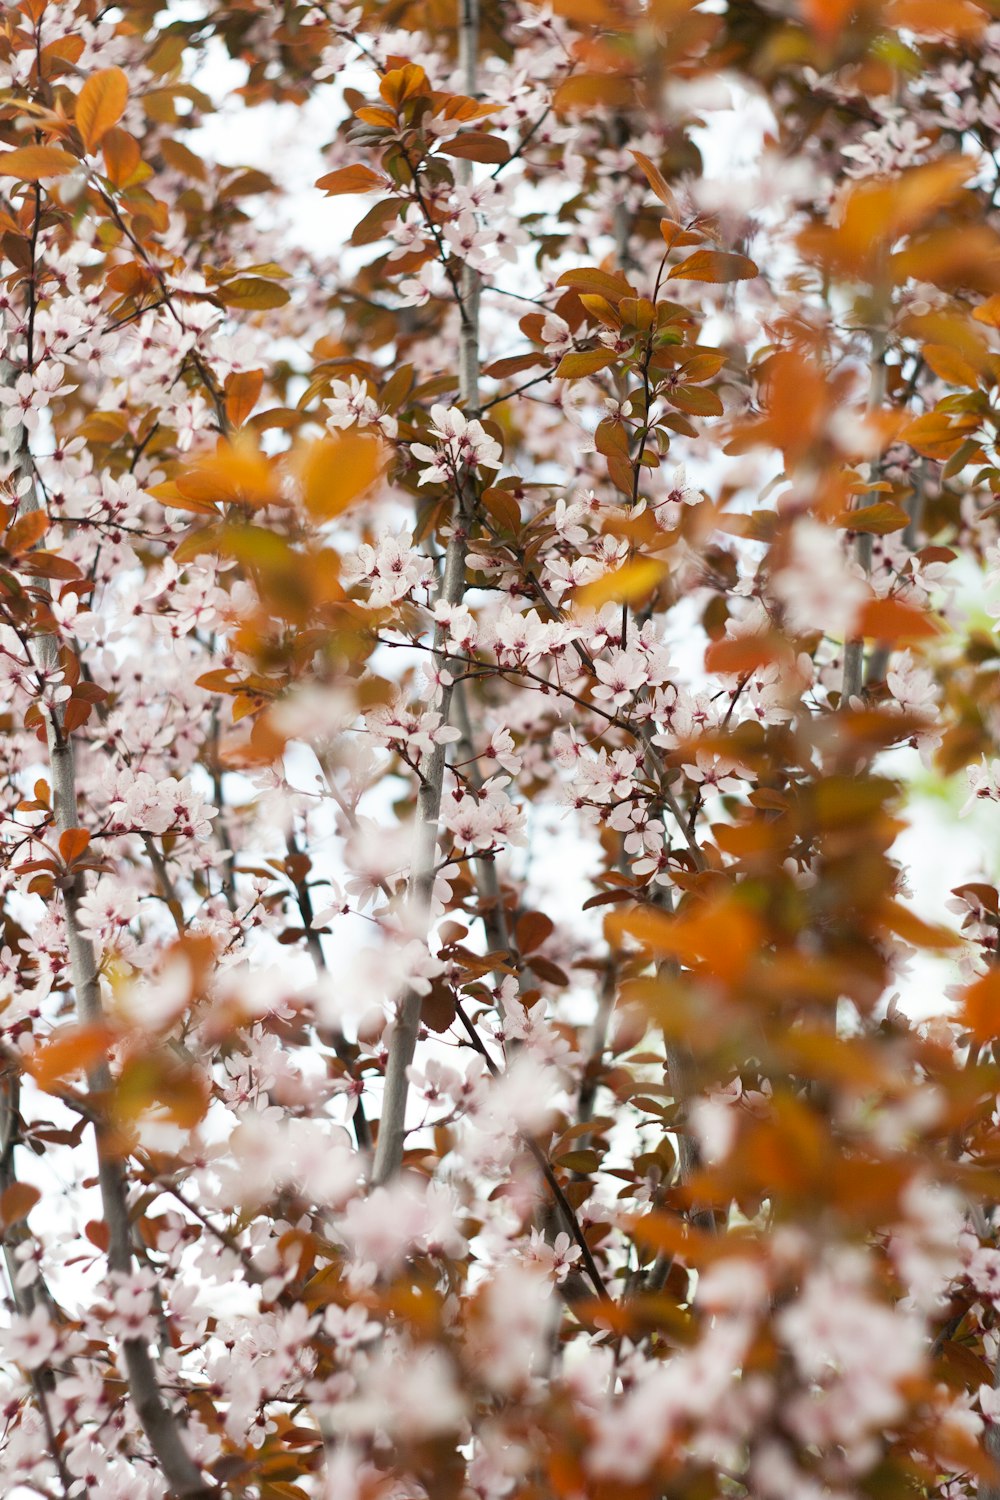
[297,431,383,520]
[610,896,761,987]
[421,978,457,1034]
[901,410,979,460]
[922,342,983,388]
[102,128,142,187]
[483,353,545,379]
[224,369,264,429]
[159,137,207,181]
[217,278,290,311]
[481,486,521,533]
[554,350,615,379]
[76,67,129,152]
[573,558,667,612]
[174,435,279,509]
[665,385,724,417]
[668,249,759,283]
[350,197,401,247]
[803,158,976,277]
[856,597,943,642]
[30,1024,113,1090]
[6,510,49,554]
[0,1183,40,1230]
[0,145,79,180]
[439,132,510,164]
[553,74,634,113]
[555,1149,601,1173]
[879,899,962,950]
[59,828,91,865]
[705,635,784,676]
[973,294,1000,329]
[836,501,910,535]
[556,266,638,303]
[961,969,1000,1042]
[315,164,383,196]
[630,150,676,209]
[379,64,430,109]
[515,911,554,955]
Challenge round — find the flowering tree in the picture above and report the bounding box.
[7,0,1000,1495]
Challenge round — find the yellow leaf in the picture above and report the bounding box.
[574,558,667,612]
[555,350,616,378]
[553,74,635,113]
[0,145,79,180]
[217,278,290,311]
[76,67,129,153]
[298,432,383,520]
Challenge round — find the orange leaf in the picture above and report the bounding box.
[886,0,986,36]
[6,510,49,554]
[800,0,857,41]
[30,1024,113,1090]
[0,1183,40,1230]
[76,67,129,153]
[630,150,675,209]
[102,127,141,187]
[961,969,1000,1042]
[224,369,264,429]
[379,64,430,109]
[556,266,638,303]
[705,635,784,676]
[922,343,982,388]
[856,597,943,642]
[298,431,383,520]
[0,1182,40,1230]
[836,501,910,535]
[974,295,1000,330]
[0,145,79,180]
[668,249,758,283]
[315,163,384,196]
[439,132,510,164]
[610,896,761,987]
[901,410,979,460]
[59,827,91,865]
[176,434,279,509]
[807,158,975,277]
[515,912,555,955]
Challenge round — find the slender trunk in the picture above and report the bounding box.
[371,0,481,1185]
[841,320,888,703]
[2,359,213,1494]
